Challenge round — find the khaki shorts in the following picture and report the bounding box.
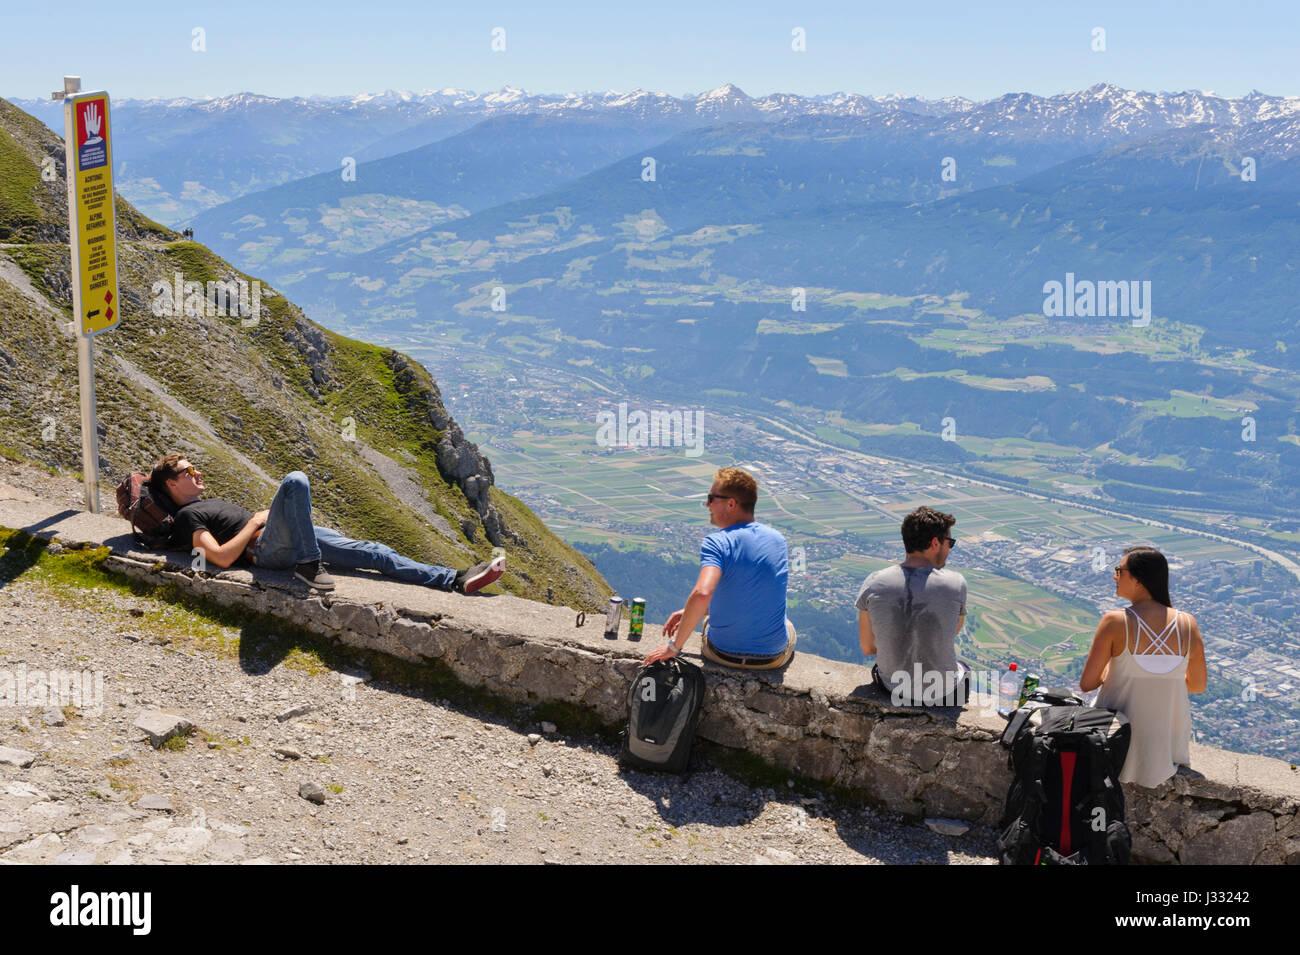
[700,618,797,670]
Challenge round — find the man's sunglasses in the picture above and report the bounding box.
[705,493,733,504]
[944,537,956,548]
[174,465,199,478]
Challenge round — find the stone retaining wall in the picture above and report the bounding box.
[91,549,1300,865]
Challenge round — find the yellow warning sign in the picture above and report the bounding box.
[65,92,119,336]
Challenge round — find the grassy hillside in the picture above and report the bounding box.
[0,96,610,610]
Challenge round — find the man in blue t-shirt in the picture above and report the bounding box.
[642,467,795,670]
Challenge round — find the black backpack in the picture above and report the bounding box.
[997,694,1132,865]
[115,472,178,547]
[619,658,706,774]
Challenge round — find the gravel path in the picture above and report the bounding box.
[0,460,998,865]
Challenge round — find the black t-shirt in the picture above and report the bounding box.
[173,499,254,549]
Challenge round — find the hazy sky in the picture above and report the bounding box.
[3,0,1296,102]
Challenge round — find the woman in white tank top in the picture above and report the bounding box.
[1079,547,1207,788]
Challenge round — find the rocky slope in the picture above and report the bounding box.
[0,96,609,610]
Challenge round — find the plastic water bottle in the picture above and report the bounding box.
[999,662,1020,717]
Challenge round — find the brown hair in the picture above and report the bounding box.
[714,467,758,512]
[149,452,185,494]
[901,506,956,553]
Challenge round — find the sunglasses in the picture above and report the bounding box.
[1113,564,1126,576]
[944,537,957,547]
[174,464,200,478]
[705,493,733,504]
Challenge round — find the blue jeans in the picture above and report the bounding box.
[252,472,457,589]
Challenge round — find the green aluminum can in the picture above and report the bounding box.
[629,598,646,641]
[1018,673,1040,708]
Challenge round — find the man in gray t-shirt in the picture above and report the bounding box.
[856,506,968,705]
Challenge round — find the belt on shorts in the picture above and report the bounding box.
[707,643,785,667]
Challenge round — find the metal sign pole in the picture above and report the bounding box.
[55,74,105,514]
[76,328,100,513]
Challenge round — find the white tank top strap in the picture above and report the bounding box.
[1128,606,1179,655]
[1150,611,1176,655]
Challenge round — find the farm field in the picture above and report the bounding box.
[466,402,1257,674]
[960,568,1100,674]
[480,411,1252,565]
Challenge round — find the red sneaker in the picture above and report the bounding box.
[454,555,506,595]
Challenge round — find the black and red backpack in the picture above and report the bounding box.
[115,472,178,548]
[997,693,1132,865]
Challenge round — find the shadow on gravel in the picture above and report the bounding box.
[101,532,156,554]
[0,527,53,589]
[831,817,994,864]
[238,623,294,676]
[21,510,81,536]
[616,764,985,862]
[614,735,995,863]
[616,767,766,829]
[0,517,98,589]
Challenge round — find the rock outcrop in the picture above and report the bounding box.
[387,352,508,546]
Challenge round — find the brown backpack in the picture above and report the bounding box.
[115,473,177,547]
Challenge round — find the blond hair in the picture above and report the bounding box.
[714,467,758,512]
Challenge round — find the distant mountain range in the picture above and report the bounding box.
[12,82,1300,222]
[208,96,1300,356]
